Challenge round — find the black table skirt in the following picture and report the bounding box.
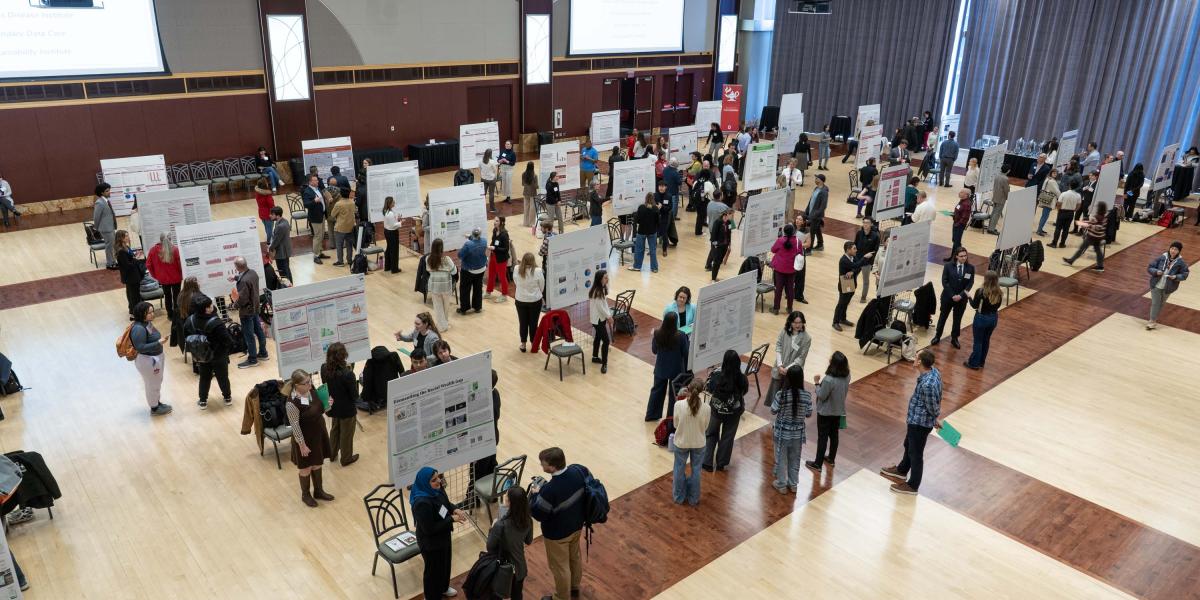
[967,148,1037,179]
[829,115,852,142]
[354,147,405,170]
[407,140,460,170]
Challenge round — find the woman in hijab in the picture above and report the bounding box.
[411,467,467,599]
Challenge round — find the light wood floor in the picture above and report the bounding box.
[656,469,1130,599]
[1143,259,1200,311]
[947,313,1200,546]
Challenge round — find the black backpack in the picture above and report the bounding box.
[257,380,288,429]
[351,252,369,274]
[453,169,475,186]
[581,468,610,558]
[183,315,215,363]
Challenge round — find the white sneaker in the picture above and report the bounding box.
[484,291,492,298]
[442,587,458,597]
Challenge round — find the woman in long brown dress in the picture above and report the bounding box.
[282,369,334,507]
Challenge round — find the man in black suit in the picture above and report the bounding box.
[931,246,975,348]
[301,175,329,264]
[806,174,829,251]
[833,241,872,331]
[1025,153,1051,193]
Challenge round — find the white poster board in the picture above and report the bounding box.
[1055,129,1078,171]
[136,186,212,249]
[270,274,370,379]
[689,271,756,373]
[540,141,582,192]
[1094,159,1122,216]
[459,121,501,170]
[695,100,723,135]
[936,114,959,153]
[776,93,804,155]
[668,124,698,164]
[0,526,21,600]
[1151,143,1181,192]
[176,217,265,300]
[977,142,1008,206]
[428,183,488,252]
[546,225,613,310]
[996,186,1037,252]
[100,154,169,216]
[874,163,908,222]
[301,137,354,182]
[367,160,421,221]
[876,220,931,299]
[612,157,655,216]
[855,124,883,169]
[743,141,777,192]
[387,351,497,487]
[590,110,621,147]
[855,103,881,137]
[739,188,789,257]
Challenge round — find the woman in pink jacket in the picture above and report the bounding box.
[770,224,802,314]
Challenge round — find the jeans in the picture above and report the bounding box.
[263,218,275,245]
[967,312,997,368]
[772,271,795,311]
[938,161,953,186]
[515,300,540,343]
[334,231,353,264]
[897,424,933,490]
[261,166,282,189]
[813,414,840,464]
[633,234,658,271]
[935,295,967,340]
[198,357,231,400]
[1067,236,1105,269]
[590,214,602,226]
[672,446,704,504]
[241,315,267,360]
[460,270,484,311]
[592,322,610,365]
[670,193,679,218]
[1150,287,1170,321]
[0,196,17,226]
[773,437,804,489]
[1037,206,1052,233]
[10,552,25,590]
[645,375,675,420]
[703,409,741,469]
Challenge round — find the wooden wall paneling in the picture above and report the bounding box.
[233,94,274,155]
[0,110,51,203]
[383,86,423,149]
[350,88,391,150]
[89,103,150,161]
[187,96,241,160]
[416,83,466,141]
[35,106,100,200]
[313,88,354,140]
[140,100,200,164]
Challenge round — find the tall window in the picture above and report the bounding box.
[940,0,972,118]
[525,14,550,85]
[266,15,310,102]
[717,14,738,73]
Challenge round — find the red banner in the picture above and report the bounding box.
[720,84,742,132]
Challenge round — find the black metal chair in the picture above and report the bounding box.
[742,343,769,408]
[543,318,585,381]
[607,218,634,265]
[363,484,420,599]
[473,454,527,523]
[611,289,637,335]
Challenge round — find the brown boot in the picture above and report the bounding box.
[299,474,317,507]
[311,469,335,501]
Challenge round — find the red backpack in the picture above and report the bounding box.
[653,417,675,447]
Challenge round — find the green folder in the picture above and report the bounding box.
[315,384,330,411]
[839,415,847,430]
[397,346,412,357]
[937,421,962,447]
[679,324,694,335]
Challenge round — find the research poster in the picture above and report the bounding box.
[668,124,698,164]
[775,93,805,156]
[387,351,497,487]
[695,100,723,134]
[540,140,581,191]
[459,121,500,170]
[876,220,931,298]
[743,141,777,192]
[301,137,354,182]
[136,186,212,249]
[366,160,421,221]
[997,186,1037,252]
[612,157,655,216]
[0,525,20,600]
[590,110,621,147]
[690,271,757,373]
[739,188,789,258]
[270,274,370,379]
[428,183,488,252]
[855,103,881,136]
[176,217,265,300]
[856,124,883,169]
[977,141,1008,206]
[1151,143,1180,192]
[937,114,959,153]
[874,163,909,222]
[1095,159,1122,216]
[100,154,169,216]
[1056,129,1078,171]
[546,225,612,310]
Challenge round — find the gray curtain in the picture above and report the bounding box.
[954,0,1200,170]
[768,0,958,137]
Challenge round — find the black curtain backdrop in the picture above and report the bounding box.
[954,0,1200,169]
[768,0,958,137]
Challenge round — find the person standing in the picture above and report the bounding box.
[382,196,402,274]
[545,172,564,234]
[1074,171,1099,233]
[580,140,599,192]
[530,448,588,600]
[130,301,172,416]
[486,487,534,600]
[1081,141,1102,176]
[512,253,544,352]
[146,233,183,322]
[1146,241,1189,330]
[1123,163,1145,220]
[881,350,943,495]
[1034,169,1060,237]
[521,162,539,228]
[705,123,724,156]
[93,184,119,269]
[937,132,960,188]
[708,208,733,281]
[329,189,357,267]
[792,134,811,185]
[301,175,329,264]
[1026,154,1051,193]
[646,312,689,421]
[498,140,517,204]
[769,225,802,314]
[1063,202,1109,272]
[187,295,234,408]
[987,164,1010,234]
[480,148,499,213]
[911,190,937,224]
[1049,180,1082,248]
[854,218,881,302]
[631,193,660,273]
[807,352,849,471]
[806,174,828,251]
[833,241,867,331]
[964,271,1003,370]
[457,228,488,314]
[411,467,467,599]
[606,146,624,200]
[232,258,268,368]
[320,342,359,466]
[932,247,975,348]
[949,189,972,258]
[663,286,695,327]
[588,270,613,374]
[770,365,812,494]
[394,312,443,364]
[282,369,334,506]
[114,230,143,317]
[663,158,683,219]
[702,350,749,472]
[962,157,980,194]
[267,206,293,282]
[254,180,276,242]
[425,239,458,331]
[486,216,511,300]
[655,180,673,257]
[671,381,711,505]
[764,310,812,402]
[817,124,832,170]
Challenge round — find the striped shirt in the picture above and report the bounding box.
[771,389,813,442]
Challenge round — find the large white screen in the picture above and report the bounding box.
[0,0,166,80]
[569,0,685,55]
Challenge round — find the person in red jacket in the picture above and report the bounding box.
[254,180,276,243]
[945,189,973,262]
[146,232,183,320]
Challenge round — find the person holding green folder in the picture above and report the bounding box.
[320,342,359,467]
[881,349,942,495]
[807,351,850,472]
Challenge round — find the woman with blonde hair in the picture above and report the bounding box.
[282,369,333,507]
[425,238,457,331]
[512,252,544,352]
[146,232,183,320]
[965,270,1003,370]
[671,380,711,505]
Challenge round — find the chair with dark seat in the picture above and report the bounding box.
[261,425,293,470]
[84,221,107,267]
[607,218,634,265]
[846,169,862,203]
[240,156,265,189]
[224,158,247,192]
[611,289,637,335]
[286,193,307,235]
[474,454,526,523]
[743,343,768,407]
[207,159,231,194]
[363,484,420,599]
[189,161,213,189]
[172,163,195,188]
[542,314,585,381]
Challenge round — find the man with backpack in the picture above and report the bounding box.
[530,447,599,600]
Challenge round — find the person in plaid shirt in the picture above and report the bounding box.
[881,350,943,495]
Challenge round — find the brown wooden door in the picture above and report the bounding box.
[466,84,513,142]
[674,73,694,126]
[602,78,621,111]
[659,74,677,128]
[634,76,654,132]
